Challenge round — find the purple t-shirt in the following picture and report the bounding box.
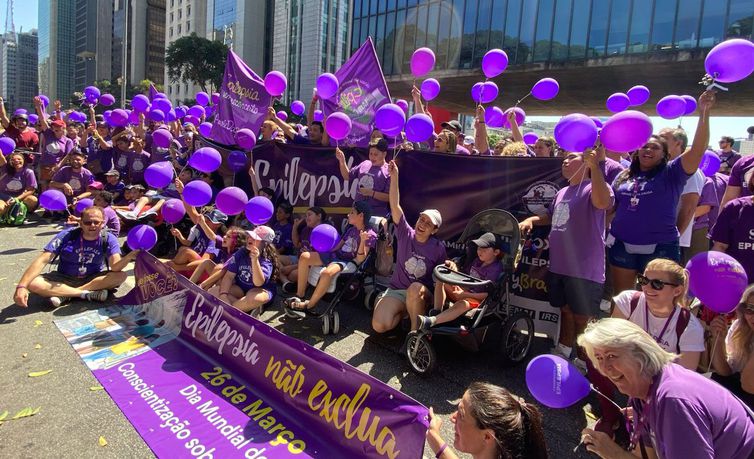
[639,363,754,459]
[709,197,754,281]
[334,226,377,261]
[718,149,742,175]
[149,146,172,164]
[693,174,727,231]
[271,221,293,254]
[601,158,625,184]
[390,215,447,289]
[39,130,74,166]
[349,160,390,217]
[468,258,503,292]
[225,249,275,294]
[187,225,213,256]
[105,181,126,205]
[548,182,613,283]
[112,148,131,176]
[298,225,314,253]
[43,228,121,277]
[0,167,37,196]
[102,206,120,235]
[728,154,754,198]
[52,166,94,195]
[611,157,691,245]
[456,145,470,155]
[86,136,113,172]
[128,151,151,185]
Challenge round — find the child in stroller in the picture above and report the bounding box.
[416,232,508,330]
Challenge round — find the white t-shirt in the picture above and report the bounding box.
[677,170,705,247]
[614,290,705,353]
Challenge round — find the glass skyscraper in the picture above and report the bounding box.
[38,0,77,102]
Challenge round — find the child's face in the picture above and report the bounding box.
[276,207,290,222]
[477,246,500,263]
[124,189,133,201]
[106,175,118,184]
[347,207,362,226]
[94,195,107,207]
[305,210,321,227]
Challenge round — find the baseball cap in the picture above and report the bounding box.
[205,209,228,224]
[104,169,120,177]
[472,232,509,252]
[369,138,388,152]
[88,181,104,190]
[464,135,475,145]
[441,120,463,132]
[125,184,145,192]
[246,225,275,243]
[51,119,66,128]
[420,209,442,228]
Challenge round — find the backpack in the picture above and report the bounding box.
[1,200,27,226]
[374,219,394,277]
[49,227,111,271]
[629,291,691,354]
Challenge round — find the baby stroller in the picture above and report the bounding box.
[284,216,386,335]
[405,209,534,376]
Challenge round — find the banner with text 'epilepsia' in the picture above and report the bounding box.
[54,253,428,458]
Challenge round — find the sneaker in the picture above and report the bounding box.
[416,315,433,331]
[49,296,62,307]
[116,210,137,220]
[85,290,109,302]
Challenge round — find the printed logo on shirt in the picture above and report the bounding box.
[46,142,61,154]
[69,178,82,192]
[6,178,23,192]
[132,159,145,172]
[341,235,357,254]
[551,201,571,230]
[237,265,252,284]
[522,181,559,214]
[358,174,375,190]
[117,155,128,168]
[404,256,427,280]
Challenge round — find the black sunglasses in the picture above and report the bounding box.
[637,274,679,290]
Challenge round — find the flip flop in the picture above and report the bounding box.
[283,297,310,318]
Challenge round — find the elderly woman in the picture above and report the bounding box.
[578,318,754,459]
[710,285,754,408]
[426,382,548,459]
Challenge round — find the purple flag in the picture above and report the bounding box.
[148,83,159,101]
[210,50,271,146]
[321,37,391,147]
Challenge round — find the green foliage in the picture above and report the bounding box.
[165,33,229,93]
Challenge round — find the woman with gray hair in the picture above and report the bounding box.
[577,318,754,459]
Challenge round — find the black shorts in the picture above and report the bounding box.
[546,272,604,317]
[41,271,108,288]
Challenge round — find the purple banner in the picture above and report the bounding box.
[54,253,428,458]
[149,83,159,101]
[210,50,271,146]
[321,38,391,147]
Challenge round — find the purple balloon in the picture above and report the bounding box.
[523,132,539,145]
[686,251,748,313]
[404,113,434,142]
[162,199,185,224]
[699,150,722,177]
[148,109,165,122]
[395,99,409,115]
[470,83,483,103]
[411,48,436,78]
[39,189,67,212]
[276,111,288,122]
[420,78,441,101]
[290,100,306,116]
[554,113,599,152]
[215,187,248,216]
[109,109,129,127]
[481,49,509,78]
[656,95,686,119]
[502,107,526,128]
[188,105,205,119]
[0,137,17,155]
[313,110,324,122]
[131,94,150,112]
[606,93,631,113]
[99,94,115,107]
[526,355,590,409]
[264,71,287,97]
[182,180,213,207]
[39,95,50,107]
[480,82,499,104]
[316,73,340,100]
[28,114,38,125]
[245,196,274,225]
[600,110,653,153]
[590,116,604,129]
[127,225,158,251]
[144,161,174,189]
[311,224,340,253]
[325,112,352,141]
[531,78,559,101]
[152,129,173,149]
[375,103,406,133]
[84,86,101,100]
[174,106,187,118]
[626,85,650,106]
[189,147,222,173]
[484,106,504,128]
[199,122,213,137]
[681,95,697,115]
[154,92,168,100]
[166,109,178,122]
[704,38,754,83]
[152,98,172,114]
[227,150,248,172]
[128,110,141,126]
[235,128,257,150]
[184,115,200,126]
[195,91,210,106]
[211,93,220,105]
[74,198,94,215]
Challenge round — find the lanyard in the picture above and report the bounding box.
[644,303,677,347]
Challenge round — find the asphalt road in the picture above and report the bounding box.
[0,218,592,458]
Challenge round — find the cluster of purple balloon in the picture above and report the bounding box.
[606,85,650,113]
[554,110,653,153]
[656,95,698,120]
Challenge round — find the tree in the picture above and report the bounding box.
[165,33,228,93]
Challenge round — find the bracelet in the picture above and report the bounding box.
[16,284,27,290]
[436,443,448,458]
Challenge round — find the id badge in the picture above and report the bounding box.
[79,265,88,276]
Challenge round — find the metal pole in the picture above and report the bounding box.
[121,0,129,108]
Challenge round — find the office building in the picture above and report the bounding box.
[1,29,39,110]
[205,0,272,73]
[112,0,166,89]
[74,0,114,89]
[165,0,208,104]
[38,0,77,102]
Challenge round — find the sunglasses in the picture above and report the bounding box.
[637,274,679,290]
[82,220,103,226]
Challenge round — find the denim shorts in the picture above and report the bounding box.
[608,239,680,272]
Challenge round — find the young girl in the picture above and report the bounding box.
[167,208,227,275]
[213,226,278,315]
[189,227,247,287]
[270,201,294,255]
[416,232,506,330]
[285,201,377,314]
[0,151,38,215]
[280,206,327,287]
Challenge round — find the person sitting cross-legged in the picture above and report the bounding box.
[13,207,138,308]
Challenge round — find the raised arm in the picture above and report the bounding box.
[507,110,523,142]
[175,178,201,223]
[335,147,349,180]
[33,97,49,132]
[0,96,9,128]
[388,160,403,225]
[474,105,489,154]
[586,146,613,210]
[267,106,296,140]
[680,90,715,174]
[411,86,426,115]
[247,152,260,196]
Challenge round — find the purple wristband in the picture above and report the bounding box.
[435,443,447,458]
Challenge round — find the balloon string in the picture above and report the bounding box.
[515,92,531,108]
[707,334,719,374]
[589,384,625,412]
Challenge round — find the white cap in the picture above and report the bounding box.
[420,209,442,228]
[246,225,275,243]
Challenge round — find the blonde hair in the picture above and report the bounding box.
[578,318,677,378]
[437,129,457,153]
[501,141,528,157]
[644,258,689,307]
[729,285,754,371]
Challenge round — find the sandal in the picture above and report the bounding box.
[283,297,310,318]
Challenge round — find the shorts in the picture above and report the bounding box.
[608,239,680,271]
[319,252,358,271]
[546,272,604,317]
[0,192,16,201]
[377,288,408,304]
[41,271,108,288]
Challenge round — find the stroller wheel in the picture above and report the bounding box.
[342,278,363,302]
[405,332,436,377]
[331,311,340,334]
[364,288,378,311]
[322,314,331,335]
[499,311,534,366]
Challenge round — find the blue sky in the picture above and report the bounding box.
[0,0,36,34]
